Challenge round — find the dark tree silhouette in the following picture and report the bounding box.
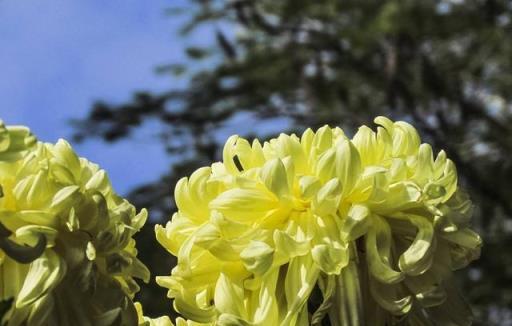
[74,1,512,323]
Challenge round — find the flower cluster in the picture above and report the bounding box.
[0,121,149,325]
[155,117,481,325]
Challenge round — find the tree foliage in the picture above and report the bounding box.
[74,0,512,323]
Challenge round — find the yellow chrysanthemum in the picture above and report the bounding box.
[0,121,149,326]
[156,117,481,326]
[135,302,206,326]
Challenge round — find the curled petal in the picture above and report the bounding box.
[365,215,403,284]
[369,278,412,316]
[260,158,290,198]
[16,251,65,308]
[215,274,247,319]
[282,255,320,325]
[340,204,370,241]
[312,244,348,275]
[240,241,274,276]
[397,214,435,276]
[209,188,278,223]
[0,232,47,264]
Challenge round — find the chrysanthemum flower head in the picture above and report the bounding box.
[156,116,481,325]
[0,121,149,325]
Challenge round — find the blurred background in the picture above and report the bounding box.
[2,0,512,324]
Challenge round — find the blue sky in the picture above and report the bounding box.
[0,0,292,196]
[0,0,187,194]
